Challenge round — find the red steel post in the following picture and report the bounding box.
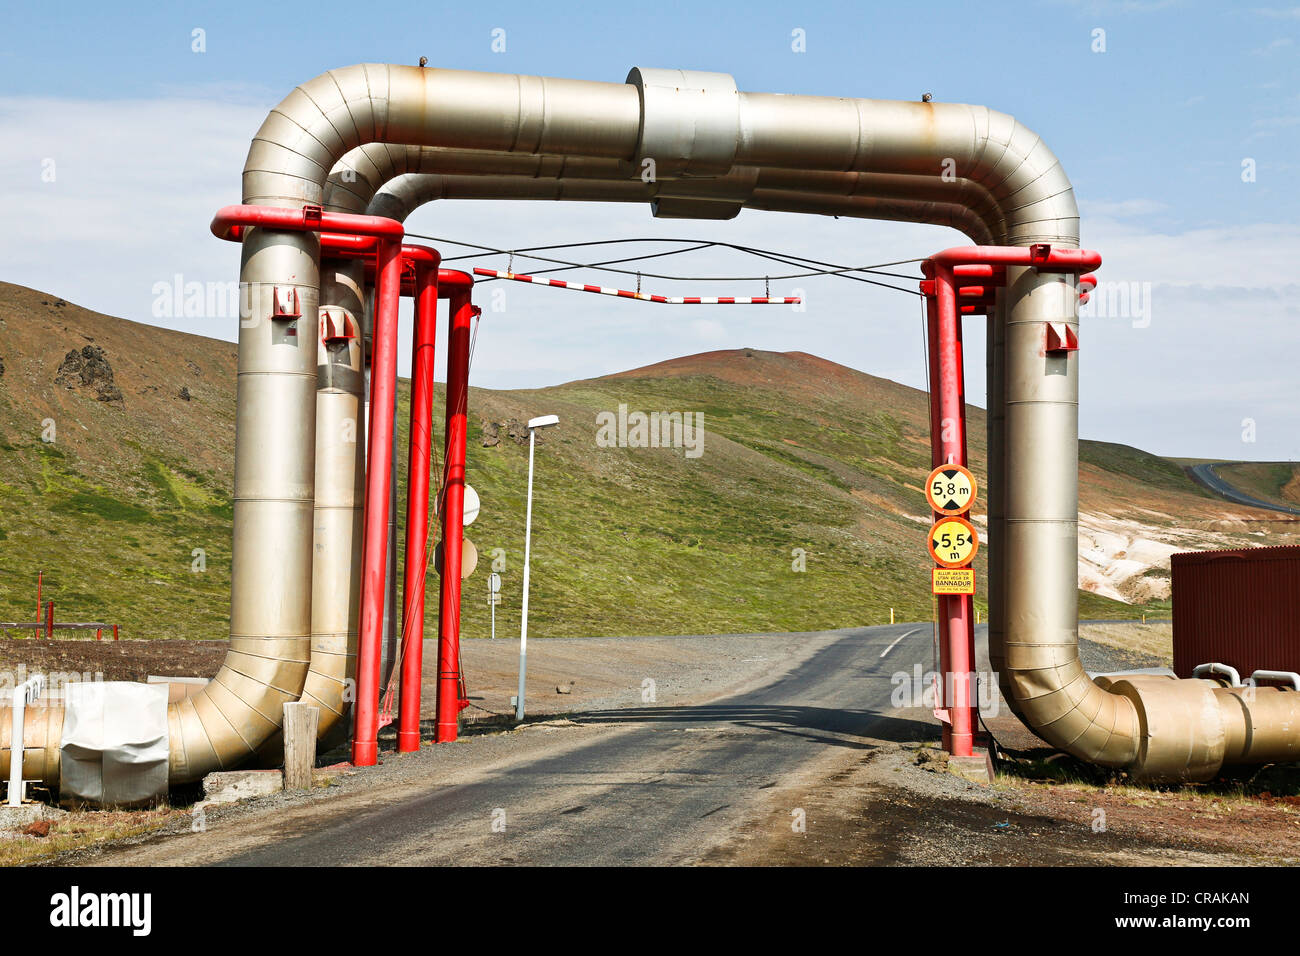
[934,263,976,758]
[44,601,53,640]
[923,287,953,753]
[353,237,403,767]
[435,283,474,743]
[397,259,441,752]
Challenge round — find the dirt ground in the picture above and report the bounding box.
[0,631,826,724]
[698,743,1300,866]
[0,638,226,686]
[6,626,1300,866]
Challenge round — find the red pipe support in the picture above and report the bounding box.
[435,279,475,743]
[211,204,405,243]
[352,236,404,768]
[933,265,976,758]
[924,297,952,753]
[920,244,1101,761]
[397,256,442,752]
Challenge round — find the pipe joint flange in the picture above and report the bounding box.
[624,67,739,179]
[1110,677,1227,784]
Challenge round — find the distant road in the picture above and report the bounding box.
[1187,463,1300,516]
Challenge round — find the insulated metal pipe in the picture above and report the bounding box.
[398,257,442,751]
[357,172,996,247]
[985,291,1021,720]
[300,257,366,749]
[436,279,474,743]
[327,143,1006,242]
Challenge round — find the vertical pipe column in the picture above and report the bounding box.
[300,259,366,750]
[353,238,402,767]
[435,289,473,743]
[1002,267,1080,730]
[986,292,1021,721]
[398,262,441,751]
[934,264,975,758]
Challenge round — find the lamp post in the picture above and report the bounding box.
[517,413,559,722]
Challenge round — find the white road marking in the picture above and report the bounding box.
[880,627,924,658]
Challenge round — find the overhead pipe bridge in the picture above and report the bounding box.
[3,63,1297,803]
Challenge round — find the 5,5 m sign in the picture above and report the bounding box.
[928,515,979,569]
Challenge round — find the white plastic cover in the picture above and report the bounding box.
[60,681,169,806]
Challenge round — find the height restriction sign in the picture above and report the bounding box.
[929,516,979,568]
[925,464,977,515]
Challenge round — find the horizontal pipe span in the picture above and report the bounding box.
[323,143,1005,242]
[357,173,994,245]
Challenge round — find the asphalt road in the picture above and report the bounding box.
[1188,462,1300,516]
[212,623,933,866]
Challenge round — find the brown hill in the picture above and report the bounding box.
[0,283,1296,640]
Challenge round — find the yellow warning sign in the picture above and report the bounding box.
[932,567,976,595]
[928,516,979,569]
[925,464,977,516]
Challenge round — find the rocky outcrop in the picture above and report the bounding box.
[55,345,123,405]
[480,418,531,447]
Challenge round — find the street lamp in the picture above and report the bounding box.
[517,413,559,721]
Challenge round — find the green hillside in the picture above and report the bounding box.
[0,283,1262,645]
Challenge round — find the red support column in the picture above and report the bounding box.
[435,284,474,743]
[923,287,953,754]
[934,264,976,758]
[353,237,403,767]
[397,260,441,752]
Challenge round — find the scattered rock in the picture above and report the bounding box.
[185,360,203,377]
[178,386,191,401]
[556,681,575,695]
[55,345,123,405]
[23,819,53,837]
[202,769,284,805]
[481,418,532,447]
[506,419,530,444]
[0,355,5,380]
[914,747,948,773]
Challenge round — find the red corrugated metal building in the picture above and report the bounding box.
[1171,545,1300,679]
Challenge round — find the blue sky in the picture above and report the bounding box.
[1,0,1298,459]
